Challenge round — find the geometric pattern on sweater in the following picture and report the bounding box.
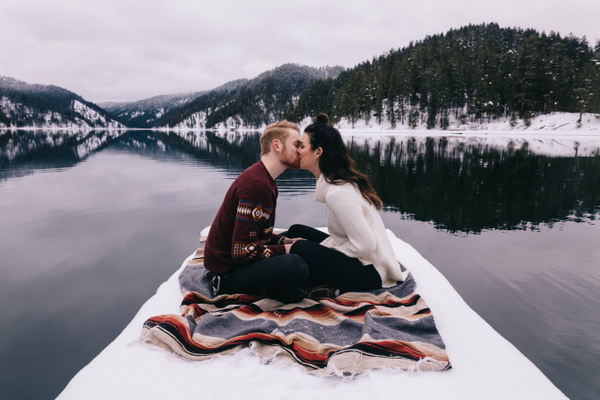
[261,226,274,239]
[261,248,273,259]
[233,238,274,261]
[204,161,285,274]
[233,239,258,260]
[251,203,272,222]
[235,198,253,225]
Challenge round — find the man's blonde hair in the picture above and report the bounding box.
[260,120,300,155]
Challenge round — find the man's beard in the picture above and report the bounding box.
[280,146,300,169]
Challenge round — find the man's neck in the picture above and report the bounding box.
[261,154,286,180]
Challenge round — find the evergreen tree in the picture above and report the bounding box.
[291,23,600,129]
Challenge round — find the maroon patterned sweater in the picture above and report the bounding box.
[204,161,286,275]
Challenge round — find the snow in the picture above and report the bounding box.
[57,228,566,400]
[328,112,600,159]
[334,111,600,134]
[338,130,600,159]
[159,112,600,151]
[0,97,126,130]
[164,112,600,160]
[71,100,125,130]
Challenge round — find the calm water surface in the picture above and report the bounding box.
[1,129,599,400]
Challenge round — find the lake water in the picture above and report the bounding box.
[1,129,599,400]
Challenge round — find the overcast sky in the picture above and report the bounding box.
[1,0,599,103]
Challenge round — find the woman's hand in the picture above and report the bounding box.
[284,238,305,253]
[284,237,304,244]
[280,236,305,245]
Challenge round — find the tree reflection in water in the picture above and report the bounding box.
[3,129,599,234]
[348,136,600,234]
[161,130,600,233]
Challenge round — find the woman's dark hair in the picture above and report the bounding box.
[304,113,382,210]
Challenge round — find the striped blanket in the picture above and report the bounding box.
[140,237,451,376]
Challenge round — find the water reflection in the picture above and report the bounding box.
[123,130,318,193]
[0,129,123,181]
[3,129,599,234]
[168,130,600,233]
[1,129,599,400]
[347,136,600,233]
[159,130,263,170]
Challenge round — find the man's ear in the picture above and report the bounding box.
[271,139,281,152]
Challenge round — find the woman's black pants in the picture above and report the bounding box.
[284,224,382,292]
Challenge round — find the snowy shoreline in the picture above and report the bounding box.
[3,112,600,136]
[162,110,600,134]
[333,111,600,133]
[4,112,600,159]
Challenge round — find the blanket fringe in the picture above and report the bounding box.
[325,352,362,380]
[408,356,448,374]
[250,341,283,364]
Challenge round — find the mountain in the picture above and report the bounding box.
[99,91,207,128]
[6,23,598,132]
[99,78,250,128]
[158,64,344,130]
[284,23,600,129]
[0,76,124,129]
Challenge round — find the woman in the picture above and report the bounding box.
[286,113,408,293]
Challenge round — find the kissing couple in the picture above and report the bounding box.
[203,113,408,303]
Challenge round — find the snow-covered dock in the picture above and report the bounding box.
[57,229,566,400]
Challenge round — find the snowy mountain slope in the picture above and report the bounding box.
[99,92,208,128]
[0,76,124,130]
[99,79,252,128]
[160,64,344,130]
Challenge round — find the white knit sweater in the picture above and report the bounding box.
[314,175,409,287]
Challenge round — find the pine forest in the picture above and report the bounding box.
[284,23,600,129]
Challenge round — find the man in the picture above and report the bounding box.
[204,120,308,303]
